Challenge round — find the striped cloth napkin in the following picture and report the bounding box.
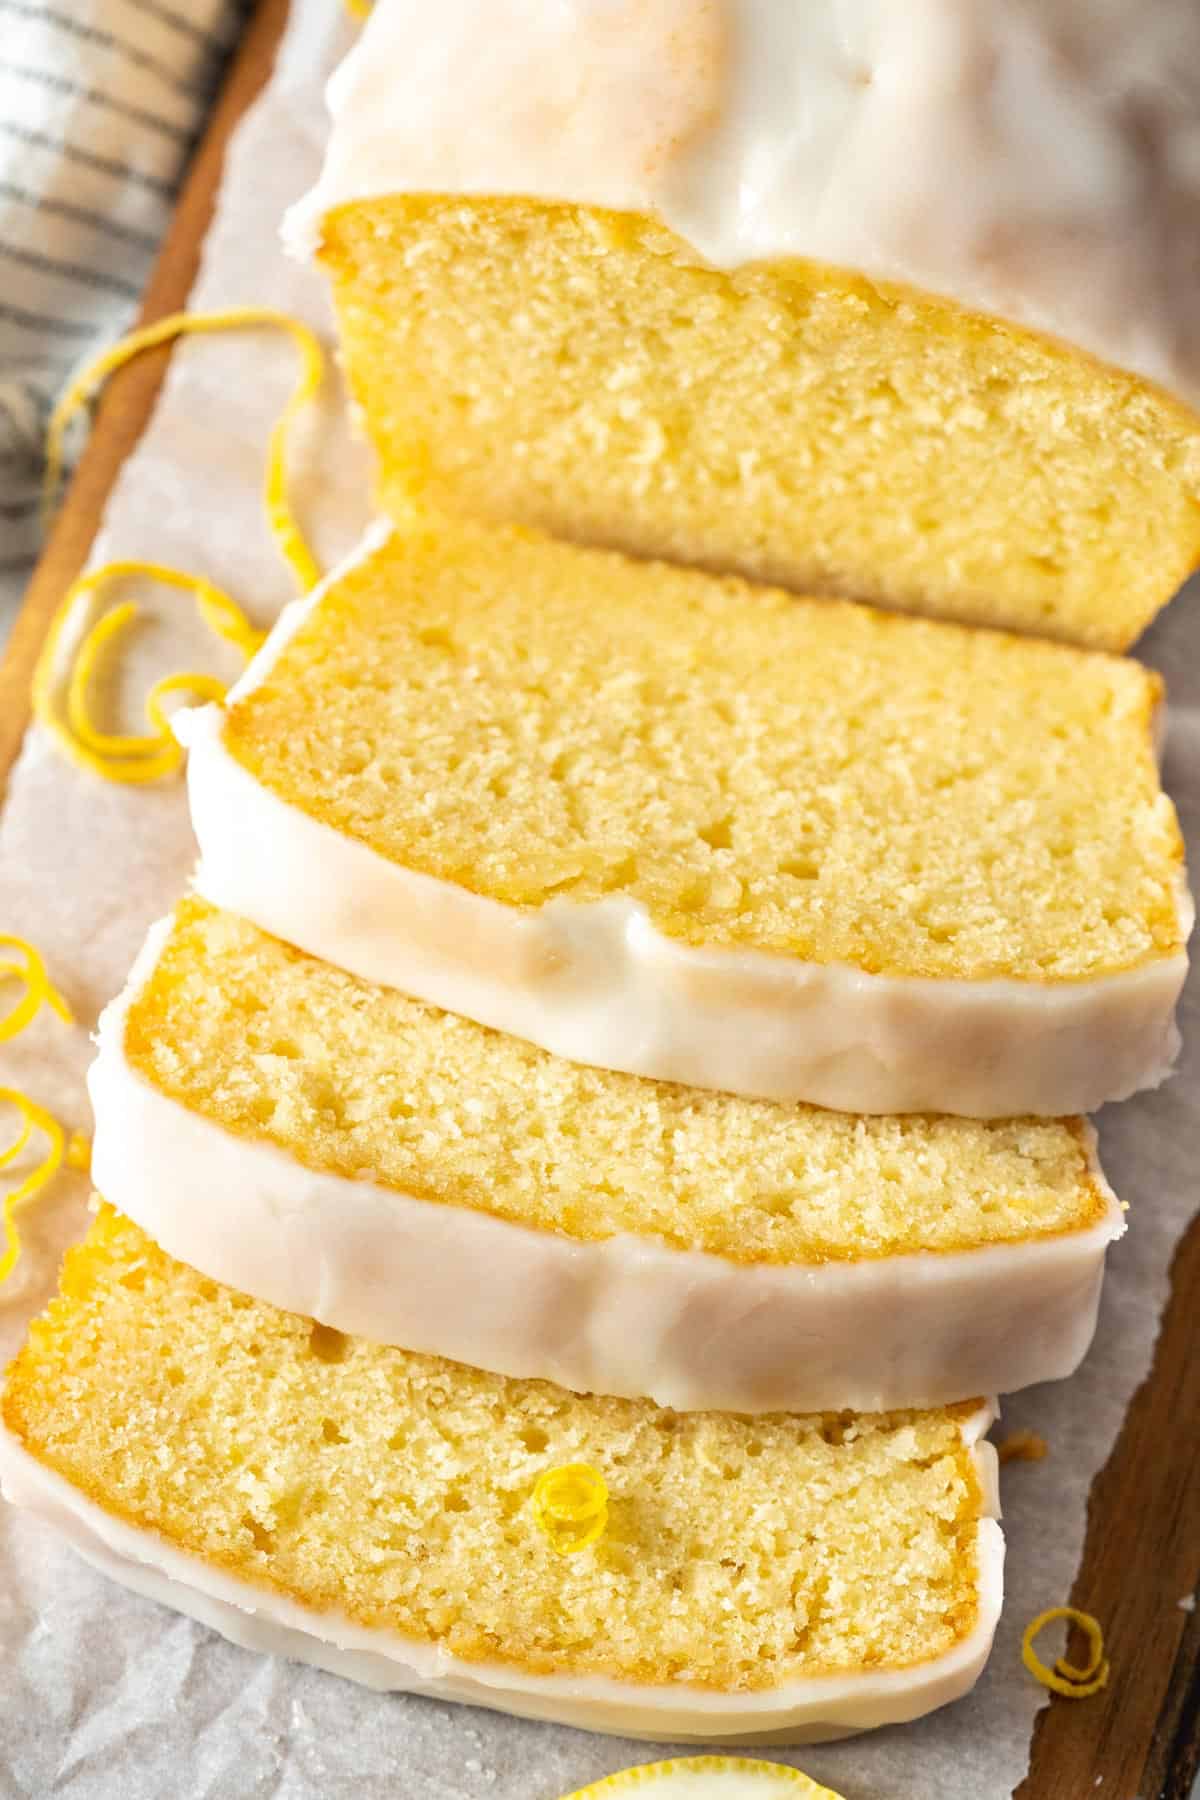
[0,0,250,616]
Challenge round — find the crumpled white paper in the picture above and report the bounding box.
[0,1,1197,1793]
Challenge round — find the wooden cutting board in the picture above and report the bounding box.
[1,0,1197,1792]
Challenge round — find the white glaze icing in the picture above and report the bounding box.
[286,0,1200,410]
[175,535,1191,1119]
[0,1419,1003,1744]
[89,918,1125,1413]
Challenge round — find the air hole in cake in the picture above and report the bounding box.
[302,1073,343,1121]
[675,876,710,914]
[309,1322,351,1363]
[416,624,457,653]
[598,853,640,892]
[242,1514,275,1554]
[758,1191,797,1218]
[519,1424,549,1455]
[780,855,820,882]
[320,1417,347,1444]
[698,815,733,852]
[548,748,576,784]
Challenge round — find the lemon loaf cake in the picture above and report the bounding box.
[0,1210,1003,1744]
[178,516,1192,1119]
[288,0,1200,651]
[89,901,1124,1414]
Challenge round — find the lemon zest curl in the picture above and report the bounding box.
[66,1131,91,1173]
[33,562,264,784]
[1022,1607,1109,1699]
[45,307,325,591]
[531,1463,609,1556]
[39,309,323,783]
[0,936,73,1041]
[0,1092,89,1288]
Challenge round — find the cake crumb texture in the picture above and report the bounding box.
[4,1210,986,1691]
[322,198,1200,652]
[124,902,1111,1265]
[223,514,1184,982]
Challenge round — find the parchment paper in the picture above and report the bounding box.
[0,2,1197,1793]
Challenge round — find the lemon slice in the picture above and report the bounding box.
[558,1757,844,1799]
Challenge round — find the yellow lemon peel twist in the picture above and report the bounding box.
[0,936,73,1041]
[0,941,89,1286]
[531,1463,609,1556]
[1022,1607,1110,1699]
[33,561,265,784]
[0,1091,89,1288]
[343,0,370,18]
[65,1131,91,1172]
[45,307,325,591]
[38,309,325,783]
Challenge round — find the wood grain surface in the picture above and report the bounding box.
[1017,1209,1200,1800]
[0,1,1196,1794]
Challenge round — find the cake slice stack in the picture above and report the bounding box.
[178,517,1188,1119]
[3,515,1187,1743]
[88,899,1121,1414]
[4,0,1198,1756]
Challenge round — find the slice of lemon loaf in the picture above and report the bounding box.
[179,516,1191,1119]
[0,1209,1003,1744]
[290,1,1200,650]
[556,1767,843,1800]
[89,901,1123,1414]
